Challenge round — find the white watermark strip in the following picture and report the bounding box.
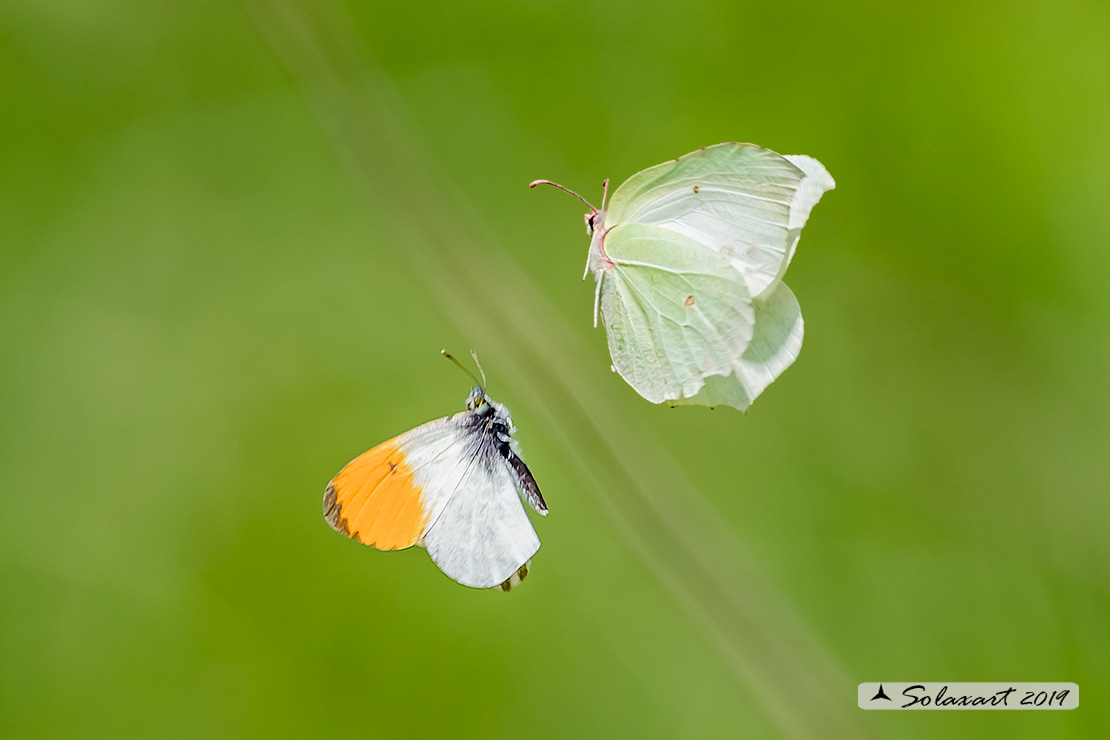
[858,682,1078,710]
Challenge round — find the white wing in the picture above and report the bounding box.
[417,421,540,589]
[779,154,835,280]
[669,282,803,411]
[604,143,805,299]
[598,223,755,404]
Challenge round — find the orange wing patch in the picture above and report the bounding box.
[323,437,429,550]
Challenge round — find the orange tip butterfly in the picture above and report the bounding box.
[323,350,547,591]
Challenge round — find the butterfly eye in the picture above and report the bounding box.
[584,213,595,236]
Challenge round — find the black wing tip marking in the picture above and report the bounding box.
[323,481,352,536]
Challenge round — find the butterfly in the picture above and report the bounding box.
[532,142,834,411]
[323,351,547,591]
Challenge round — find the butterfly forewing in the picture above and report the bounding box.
[604,143,805,299]
[779,155,836,280]
[325,418,473,549]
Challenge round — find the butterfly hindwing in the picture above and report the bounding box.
[669,281,803,410]
[422,433,541,590]
[598,222,755,403]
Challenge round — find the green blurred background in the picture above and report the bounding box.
[2,1,1107,738]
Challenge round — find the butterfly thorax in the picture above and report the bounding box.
[459,390,524,481]
[585,208,605,236]
[465,388,516,436]
[585,210,614,276]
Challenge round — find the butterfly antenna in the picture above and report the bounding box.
[469,348,488,391]
[441,349,483,389]
[599,178,610,211]
[529,179,598,214]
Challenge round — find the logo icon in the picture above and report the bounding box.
[870,684,892,701]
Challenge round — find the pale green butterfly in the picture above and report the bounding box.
[532,142,834,411]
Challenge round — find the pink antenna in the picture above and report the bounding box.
[529,179,598,213]
[599,178,610,211]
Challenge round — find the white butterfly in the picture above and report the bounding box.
[533,143,834,411]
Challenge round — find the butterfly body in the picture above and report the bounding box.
[585,210,613,277]
[324,386,546,591]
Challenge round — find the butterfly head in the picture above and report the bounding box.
[466,387,515,439]
[584,209,606,237]
[466,385,488,412]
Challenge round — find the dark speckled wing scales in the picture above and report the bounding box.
[506,452,547,515]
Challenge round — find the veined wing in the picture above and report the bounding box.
[324,417,463,551]
[325,412,540,589]
[598,222,755,405]
[670,282,803,411]
[422,426,541,589]
[604,143,804,298]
